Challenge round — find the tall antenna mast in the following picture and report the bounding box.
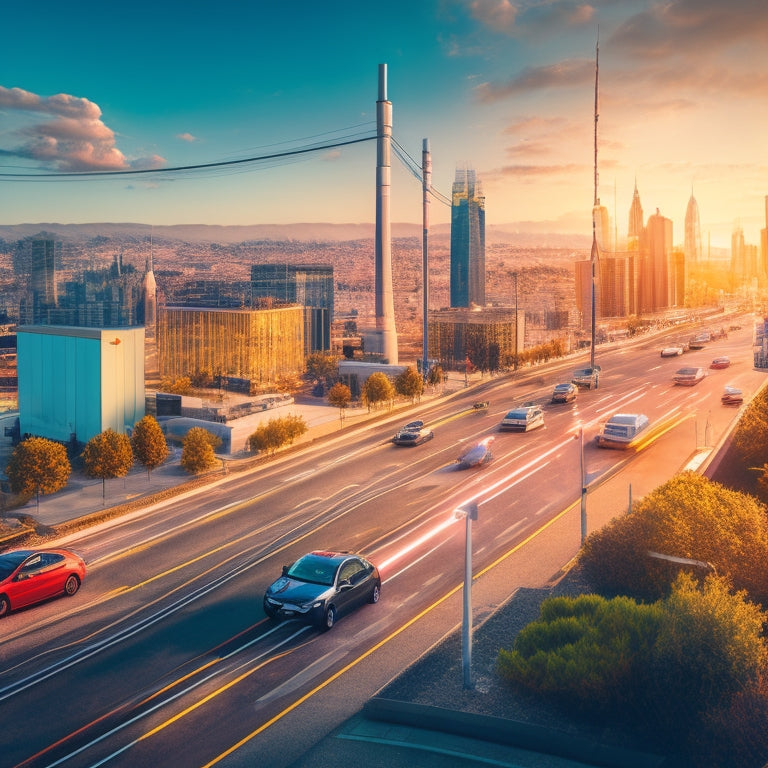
[593,30,600,208]
[589,29,600,371]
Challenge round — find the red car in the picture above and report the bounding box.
[0,548,86,617]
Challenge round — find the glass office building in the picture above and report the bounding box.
[250,264,333,352]
[450,170,486,308]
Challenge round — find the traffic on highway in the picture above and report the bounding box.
[0,316,761,768]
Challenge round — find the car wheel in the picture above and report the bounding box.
[64,575,80,596]
[0,594,9,618]
[369,583,380,604]
[318,605,336,631]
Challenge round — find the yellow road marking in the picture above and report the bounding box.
[200,500,576,767]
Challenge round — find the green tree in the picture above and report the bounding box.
[327,381,351,426]
[732,387,768,468]
[130,415,168,480]
[306,352,339,382]
[394,366,423,403]
[81,428,134,500]
[580,472,768,604]
[361,372,394,412]
[5,436,71,509]
[648,573,768,737]
[180,427,221,474]
[282,413,308,444]
[426,365,443,392]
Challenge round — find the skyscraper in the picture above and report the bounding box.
[731,223,746,284]
[450,168,486,308]
[684,191,702,264]
[30,239,58,313]
[639,209,673,313]
[627,180,644,247]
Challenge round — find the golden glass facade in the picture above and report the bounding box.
[428,308,522,369]
[157,306,304,386]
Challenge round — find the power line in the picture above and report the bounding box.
[391,135,451,207]
[0,133,377,180]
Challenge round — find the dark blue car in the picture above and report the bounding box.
[263,551,381,631]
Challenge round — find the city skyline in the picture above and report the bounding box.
[1,1,766,248]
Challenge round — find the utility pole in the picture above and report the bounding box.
[422,138,431,379]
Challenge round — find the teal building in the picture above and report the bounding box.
[17,326,145,444]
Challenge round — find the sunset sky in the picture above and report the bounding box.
[1,0,766,247]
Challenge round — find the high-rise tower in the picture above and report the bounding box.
[449,168,486,308]
[30,238,58,311]
[684,190,702,264]
[627,180,644,247]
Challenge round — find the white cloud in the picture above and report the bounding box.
[0,85,165,172]
[176,132,197,142]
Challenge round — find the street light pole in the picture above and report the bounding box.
[454,502,479,689]
[580,425,587,543]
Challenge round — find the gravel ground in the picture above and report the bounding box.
[376,564,666,759]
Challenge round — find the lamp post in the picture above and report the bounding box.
[579,426,587,543]
[454,501,479,689]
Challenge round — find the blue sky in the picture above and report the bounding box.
[1,0,766,247]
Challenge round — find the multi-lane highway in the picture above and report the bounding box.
[1,318,762,768]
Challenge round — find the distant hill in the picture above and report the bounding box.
[0,221,591,248]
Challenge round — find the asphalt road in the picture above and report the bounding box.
[0,318,762,768]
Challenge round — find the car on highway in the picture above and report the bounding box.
[500,405,545,431]
[392,420,434,446]
[551,382,577,404]
[721,386,743,406]
[710,356,731,369]
[660,344,684,357]
[263,550,380,631]
[673,366,706,385]
[456,437,494,468]
[571,366,601,389]
[0,548,86,617]
[688,334,710,350]
[596,413,650,449]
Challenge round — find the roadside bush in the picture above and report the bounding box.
[644,574,768,743]
[580,472,768,605]
[498,593,662,711]
[701,667,768,768]
[247,414,308,455]
[498,575,768,762]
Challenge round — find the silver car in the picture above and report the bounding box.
[500,406,545,432]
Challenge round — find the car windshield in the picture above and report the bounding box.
[286,554,339,586]
[506,410,528,419]
[0,551,32,580]
[554,384,570,391]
